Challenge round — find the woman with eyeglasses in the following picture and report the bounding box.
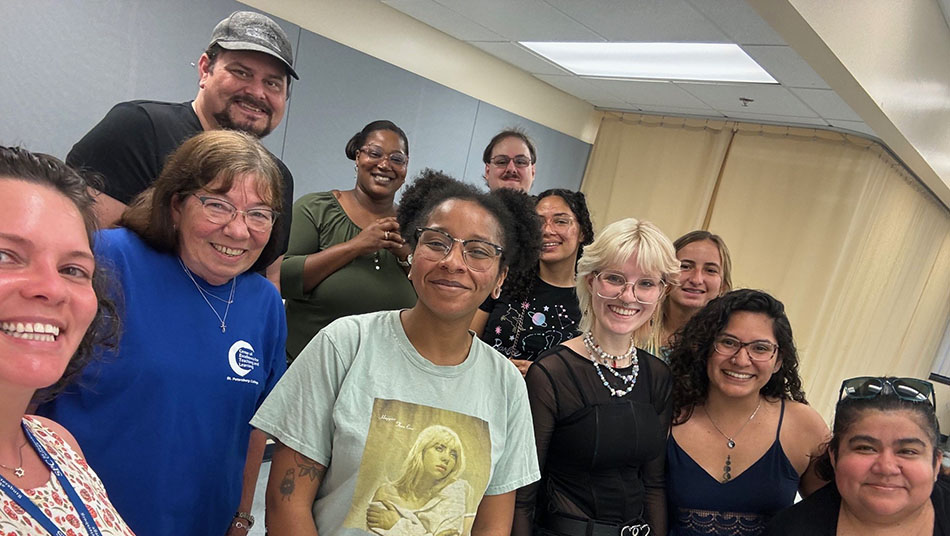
[665,289,829,536]
[513,218,680,536]
[472,189,594,375]
[767,377,949,535]
[253,170,542,536]
[37,130,288,536]
[637,230,732,363]
[281,120,417,363]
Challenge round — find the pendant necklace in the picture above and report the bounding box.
[704,400,762,482]
[0,437,27,478]
[583,331,639,397]
[179,257,236,333]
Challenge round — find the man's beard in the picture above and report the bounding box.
[213,96,274,138]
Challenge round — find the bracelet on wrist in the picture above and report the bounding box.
[234,511,255,528]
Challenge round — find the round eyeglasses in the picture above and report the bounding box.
[414,227,503,272]
[592,271,665,304]
[713,336,779,361]
[360,144,408,167]
[192,194,276,233]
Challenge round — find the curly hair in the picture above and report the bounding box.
[344,120,409,160]
[0,146,120,403]
[120,130,284,274]
[397,168,541,276]
[813,386,940,481]
[502,188,595,305]
[669,289,807,424]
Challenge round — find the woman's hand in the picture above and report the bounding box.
[366,501,401,530]
[353,217,406,256]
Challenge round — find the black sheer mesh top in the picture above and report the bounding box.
[513,345,672,536]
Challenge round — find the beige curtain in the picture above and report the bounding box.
[582,114,950,420]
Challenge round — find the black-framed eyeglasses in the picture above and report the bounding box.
[414,227,503,272]
[592,271,665,304]
[839,376,935,407]
[713,336,779,362]
[489,155,532,168]
[192,194,276,233]
[360,144,408,167]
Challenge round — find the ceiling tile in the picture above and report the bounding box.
[469,42,570,75]
[676,82,820,117]
[686,0,786,45]
[827,119,878,138]
[591,78,715,109]
[431,0,605,41]
[790,88,863,122]
[742,45,830,89]
[383,0,507,41]
[542,0,730,42]
[533,74,626,102]
[635,104,724,117]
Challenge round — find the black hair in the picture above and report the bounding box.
[345,120,409,160]
[503,188,594,304]
[669,289,806,424]
[0,146,120,403]
[481,128,537,164]
[397,168,540,275]
[814,388,941,481]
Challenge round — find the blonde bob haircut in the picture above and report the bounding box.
[575,218,679,333]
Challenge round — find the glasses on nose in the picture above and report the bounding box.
[713,336,779,362]
[360,145,408,167]
[191,194,276,233]
[592,271,665,304]
[839,376,936,406]
[414,227,503,272]
[538,215,575,232]
[489,155,532,168]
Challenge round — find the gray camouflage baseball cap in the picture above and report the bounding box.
[209,11,298,79]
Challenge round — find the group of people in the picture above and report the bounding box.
[1,8,946,536]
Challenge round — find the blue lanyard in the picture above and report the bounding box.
[0,421,103,536]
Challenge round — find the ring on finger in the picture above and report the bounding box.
[384,231,390,240]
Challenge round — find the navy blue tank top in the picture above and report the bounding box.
[666,399,799,536]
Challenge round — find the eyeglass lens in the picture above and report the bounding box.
[594,272,663,304]
[361,145,408,167]
[415,228,501,272]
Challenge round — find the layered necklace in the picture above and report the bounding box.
[583,331,639,397]
[0,436,27,478]
[704,400,762,482]
[178,257,236,333]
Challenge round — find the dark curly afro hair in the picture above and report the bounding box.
[668,289,807,424]
[397,168,540,276]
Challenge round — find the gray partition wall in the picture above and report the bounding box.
[1,0,591,196]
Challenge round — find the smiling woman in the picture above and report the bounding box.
[36,130,289,536]
[251,169,542,536]
[281,120,417,363]
[0,146,132,534]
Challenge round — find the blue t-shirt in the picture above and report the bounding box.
[37,228,287,536]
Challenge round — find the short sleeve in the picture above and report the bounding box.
[250,327,349,465]
[67,102,161,204]
[484,366,540,495]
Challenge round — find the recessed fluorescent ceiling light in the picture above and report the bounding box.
[520,42,777,84]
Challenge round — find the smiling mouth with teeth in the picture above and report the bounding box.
[1,322,60,342]
[213,244,245,257]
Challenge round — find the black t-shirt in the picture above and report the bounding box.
[66,100,294,266]
[478,276,582,361]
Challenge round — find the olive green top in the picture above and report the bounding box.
[281,191,416,361]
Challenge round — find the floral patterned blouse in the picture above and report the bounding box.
[0,416,134,535]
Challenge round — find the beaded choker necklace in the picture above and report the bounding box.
[583,331,639,397]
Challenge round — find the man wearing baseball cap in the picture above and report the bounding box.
[67,10,298,286]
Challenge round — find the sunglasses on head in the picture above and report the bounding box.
[838,376,935,407]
